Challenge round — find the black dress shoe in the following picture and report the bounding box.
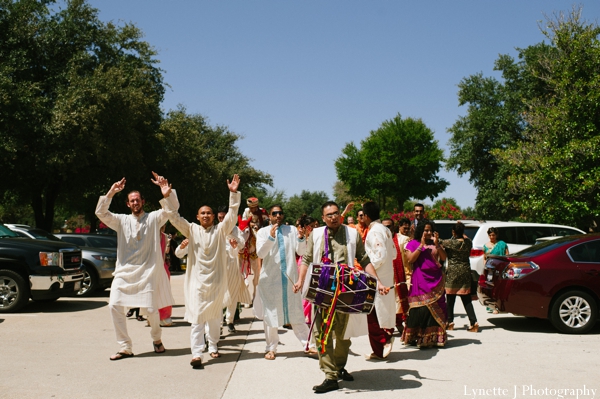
[313,379,339,393]
[227,323,236,333]
[338,368,354,381]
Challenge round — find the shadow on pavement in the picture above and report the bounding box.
[341,368,425,392]
[20,299,107,313]
[489,316,600,335]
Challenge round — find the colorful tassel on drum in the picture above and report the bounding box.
[318,264,343,353]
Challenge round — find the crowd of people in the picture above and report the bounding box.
[96,172,496,394]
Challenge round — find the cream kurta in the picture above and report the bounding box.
[95,194,175,310]
[162,191,241,325]
[223,227,252,306]
[365,220,396,329]
[256,224,307,327]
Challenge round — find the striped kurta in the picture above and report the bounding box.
[95,194,175,310]
[256,224,307,327]
[223,227,252,306]
[162,191,241,325]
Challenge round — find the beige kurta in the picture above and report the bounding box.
[223,227,252,307]
[365,220,396,329]
[95,194,175,310]
[162,191,241,325]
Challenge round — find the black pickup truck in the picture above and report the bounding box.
[0,223,84,312]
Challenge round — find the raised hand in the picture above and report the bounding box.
[227,174,240,193]
[107,178,126,198]
[151,171,172,197]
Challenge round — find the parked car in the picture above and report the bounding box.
[54,233,117,250]
[465,222,585,278]
[0,224,83,312]
[480,234,600,334]
[7,226,116,296]
[433,219,481,240]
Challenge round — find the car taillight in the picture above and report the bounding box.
[470,249,484,257]
[502,262,539,280]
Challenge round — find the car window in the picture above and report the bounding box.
[496,227,523,244]
[88,237,117,248]
[463,226,478,240]
[523,226,554,245]
[554,228,582,236]
[435,224,454,240]
[60,237,86,246]
[515,237,574,257]
[0,224,20,238]
[29,228,62,241]
[568,240,600,263]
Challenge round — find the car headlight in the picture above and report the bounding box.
[39,252,64,267]
[91,254,117,262]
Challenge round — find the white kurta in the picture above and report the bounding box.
[223,227,252,306]
[162,191,241,325]
[365,220,396,329]
[95,194,175,310]
[256,224,307,327]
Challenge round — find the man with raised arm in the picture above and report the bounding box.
[95,172,175,361]
[160,174,241,370]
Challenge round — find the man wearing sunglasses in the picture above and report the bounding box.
[355,210,369,243]
[255,205,316,360]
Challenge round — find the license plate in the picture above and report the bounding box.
[74,281,81,291]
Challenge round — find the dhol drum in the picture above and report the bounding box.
[303,263,377,314]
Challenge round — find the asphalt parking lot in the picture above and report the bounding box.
[1,273,598,399]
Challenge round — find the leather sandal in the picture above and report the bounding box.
[264,351,276,360]
[110,351,134,361]
[446,322,455,330]
[209,351,221,358]
[153,341,166,353]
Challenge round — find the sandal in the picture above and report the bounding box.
[264,351,276,360]
[126,309,134,318]
[209,351,221,359]
[153,341,166,353]
[110,351,134,361]
[190,357,204,369]
[468,322,480,333]
[137,316,145,322]
[446,322,455,331]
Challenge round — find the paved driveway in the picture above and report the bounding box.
[1,274,598,399]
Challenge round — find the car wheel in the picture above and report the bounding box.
[0,269,29,313]
[77,263,99,297]
[550,290,598,334]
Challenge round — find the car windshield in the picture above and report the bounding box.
[514,236,581,257]
[0,224,20,238]
[28,228,62,241]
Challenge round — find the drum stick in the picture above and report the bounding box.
[389,282,408,290]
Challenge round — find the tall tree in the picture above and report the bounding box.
[0,0,164,231]
[335,114,448,211]
[497,8,600,230]
[285,190,329,223]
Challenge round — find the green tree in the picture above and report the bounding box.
[285,190,329,223]
[335,114,448,211]
[0,0,164,231]
[497,8,600,230]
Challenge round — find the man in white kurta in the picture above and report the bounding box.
[223,224,252,332]
[363,201,397,360]
[95,173,175,360]
[161,174,241,369]
[255,205,316,359]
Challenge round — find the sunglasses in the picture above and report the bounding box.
[271,211,284,216]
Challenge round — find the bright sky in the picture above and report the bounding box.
[88,1,600,209]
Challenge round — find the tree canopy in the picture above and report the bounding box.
[335,114,448,212]
[447,6,600,230]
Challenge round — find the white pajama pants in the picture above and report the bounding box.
[225,302,237,324]
[191,318,221,359]
[263,321,315,353]
[110,304,161,353]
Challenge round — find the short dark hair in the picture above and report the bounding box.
[398,217,410,226]
[269,204,284,213]
[453,221,465,236]
[414,220,435,242]
[321,201,339,214]
[362,201,380,221]
[382,218,393,224]
[414,203,424,210]
[217,205,227,214]
[126,191,144,201]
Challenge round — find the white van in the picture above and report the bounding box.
[464,221,585,277]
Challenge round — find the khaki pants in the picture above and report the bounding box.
[314,310,351,380]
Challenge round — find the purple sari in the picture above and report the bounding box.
[401,239,447,347]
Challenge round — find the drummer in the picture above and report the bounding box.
[295,201,390,394]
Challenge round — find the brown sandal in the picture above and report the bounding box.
[110,351,134,361]
[153,341,166,353]
[209,351,221,358]
[264,351,276,360]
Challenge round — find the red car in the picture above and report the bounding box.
[480,234,600,334]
